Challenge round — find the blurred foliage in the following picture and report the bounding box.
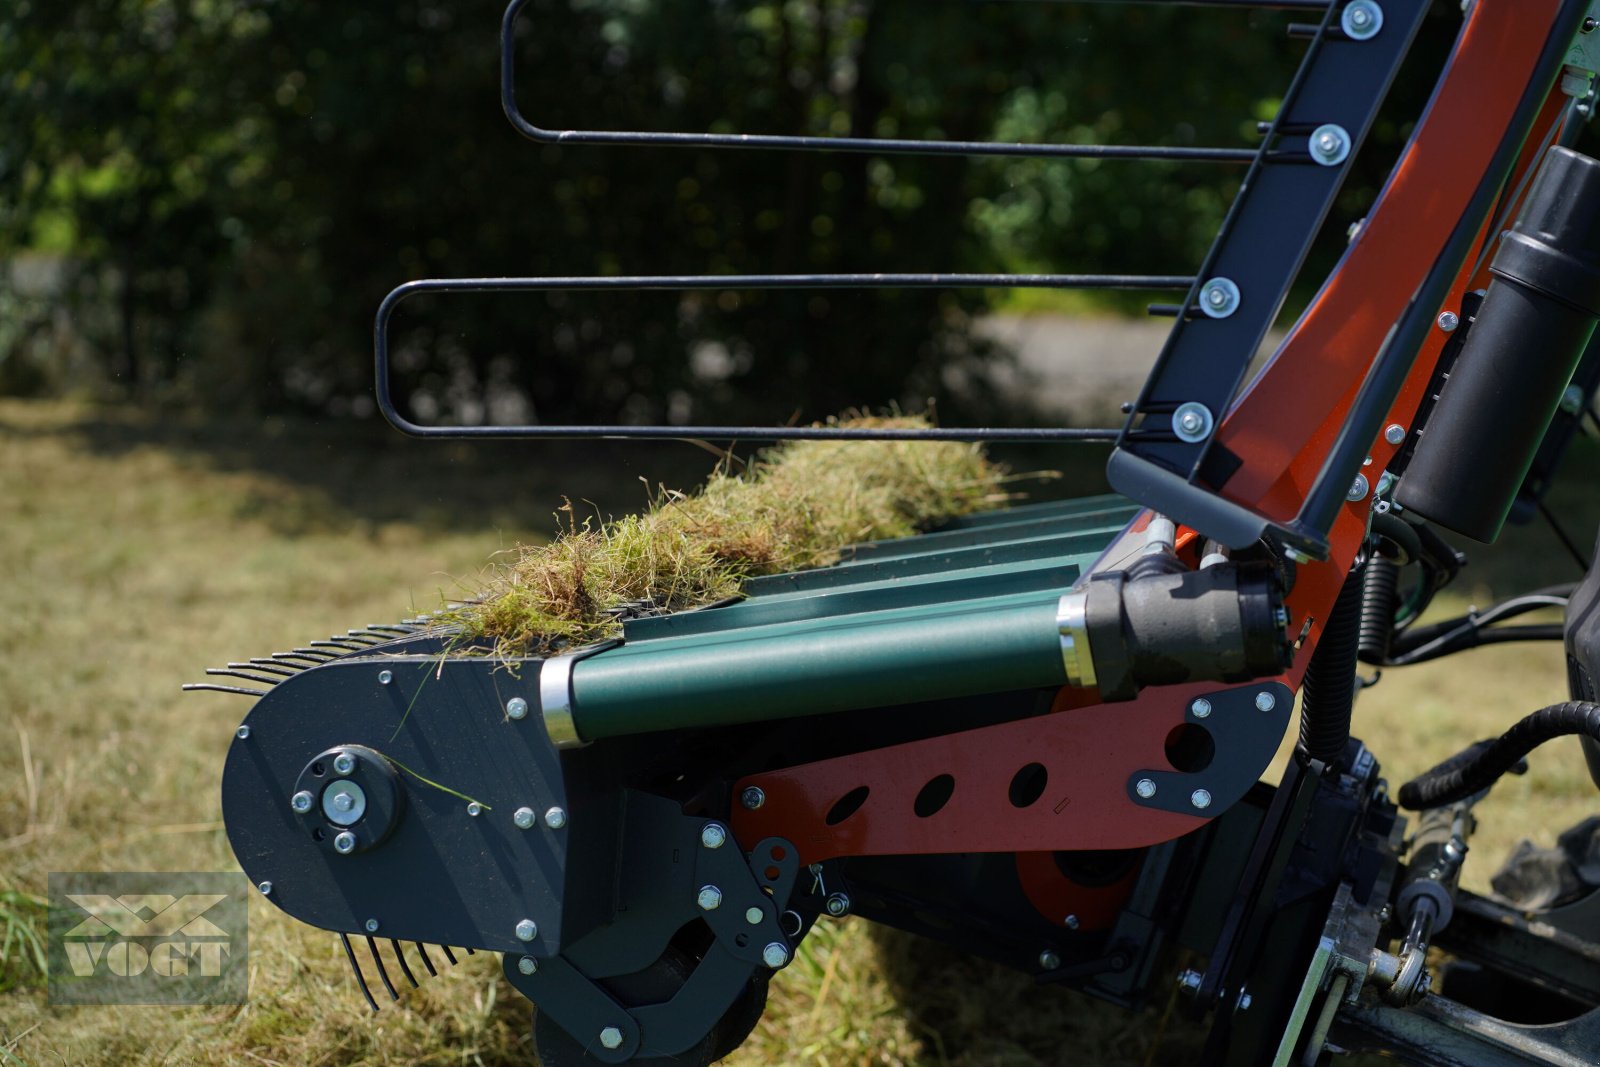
[2,0,1458,424]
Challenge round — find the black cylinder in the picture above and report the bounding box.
[1357,555,1399,666]
[1396,146,1600,543]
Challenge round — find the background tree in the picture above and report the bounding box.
[3,0,1457,425]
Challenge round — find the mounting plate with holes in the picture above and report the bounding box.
[290,744,403,855]
[1126,682,1293,817]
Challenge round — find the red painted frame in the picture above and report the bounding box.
[731,0,1575,876]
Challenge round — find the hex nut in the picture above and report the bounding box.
[697,886,724,912]
[761,942,789,969]
[1192,789,1213,810]
[700,822,728,849]
[517,956,538,976]
[599,1026,624,1050]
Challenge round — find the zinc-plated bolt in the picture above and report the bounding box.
[1172,401,1215,443]
[1348,473,1370,502]
[825,893,851,917]
[1237,987,1254,1012]
[1192,789,1213,810]
[1065,914,1081,930]
[517,956,538,976]
[236,725,251,740]
[544,806,567,829]
[1437,310,1460,332]
[599,1026,624,1050]
[378,669,393,685]
[334,831,357,854]
[1309,124,1350,166]
[1177,968,1204,995]
[761,942,790,969]
[1198,278,1240,319]
[258,881,273,896]
[332,752,356,776]
[515,919,538,942]
[1135,778,1158,799]
[514,806,536,830]
[291,790,315,814]
[1341,0,1383,40]
[1384,423,1406,445]
[1255,691,1277,713]
[700,822,728,849]
[364,918,380,933]
[1039,949,1062,970]
[466,801,483,817]
[745,907,764,925]
[697,886,724,911]
[506,696,528,721]
[1191,698,1213,719]
[740,786,766,810]
[1561,384,1586,415]
[332,791,355,812]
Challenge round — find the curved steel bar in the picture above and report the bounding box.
[374,274,1180,440]
[500,0,1261,162]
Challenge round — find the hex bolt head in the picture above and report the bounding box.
[544,806,567,829]
[1065,914,1080,930]
[235,725,251,740]
[1177,968,1204,995]
[599,1027,624,1050]
[1255,691,1277,713]
[1191,789,1213,810]
[1341,0,1383,40]
[700,822,728,849]
[332,792,355,812]
[1348,473,1370,502]
[1190,698,1213,719]
[1198,279,1240,320]
[506,696,528,721]
[1038,949,1062,971]
[334,831,357,854]
[515,919,538,942]
[1237,987,1254,1012]
[1309,124,1350,166]
[517,956,538,976]
[466,802,483,817]
[364,918,380,933]
[745,907,764,925]
[258,881,273,896]
[1437,310,1460,332]
[825,893,851,918]
[291,790,315,814]
[1171,401,1215,443]
[740,786,766,810]
[1384,423,1406,445]
[761,942,790,969]
[1135,778,1158,800]
[514,807,536,830]
[697,886,724,912]
[332,752,356,776]
[378,669,393,685]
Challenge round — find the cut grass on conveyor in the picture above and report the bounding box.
[448,414,1026,655]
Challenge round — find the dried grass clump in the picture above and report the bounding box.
[449,414,1018,654]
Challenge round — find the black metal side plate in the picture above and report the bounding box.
[222,653,594,957]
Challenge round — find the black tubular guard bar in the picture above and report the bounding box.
[499,0,1297,163]
[373,274,1190,441]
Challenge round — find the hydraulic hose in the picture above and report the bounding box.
[1398,701,1600,809]
[1299,561,1366,767]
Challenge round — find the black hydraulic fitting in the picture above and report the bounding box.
[1058,555,1292,703]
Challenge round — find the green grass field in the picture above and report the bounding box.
[1,398,1595,1066]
